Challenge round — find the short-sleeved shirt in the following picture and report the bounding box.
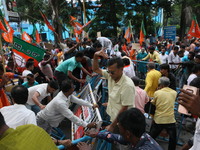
[151,87,177,124]
[55,56,83,75]
[22,81,39,88]
[102,70,135,122]
[0,104,37,129]
[27,83,50,105]
[0,125,58,150]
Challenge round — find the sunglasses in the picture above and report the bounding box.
[107,70,115,75]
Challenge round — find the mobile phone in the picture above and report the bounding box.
[178,85,198,116]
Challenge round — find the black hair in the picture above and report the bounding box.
[75,51,84,58]
[180,45,186,49]
[122,58,130,66]
[48,80,59,90]
[160,63,170,72]
[107,57,124,68]
[61,79,73,93]
[27,73,34,78]
[11,85,29,104]
[117,108,146,138]
[174,46,179,51]
[189,51,195,58]
[0,112,6,128]
[192,64,200,73]
[190,77,200,88]
[149,46,155,51]
[93,42,102,48]
[131,76,140,86]
[178,50,184,56]
[25,61,34,68]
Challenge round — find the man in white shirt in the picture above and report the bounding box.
[22,61,34,82]
[159,48,168,64]
[0,85,36,129]
[168,46,181,72]
[122,57,135,78]
[26,80,59,114]
[97,37,112,56]
[37,79,97,133]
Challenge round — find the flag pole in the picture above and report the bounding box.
[82,0,86,38]
[0,34,6,72]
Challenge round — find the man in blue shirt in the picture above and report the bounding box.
[77,108,163,150]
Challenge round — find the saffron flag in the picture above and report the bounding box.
[32,24,42,44]
[40,11,55,32]
[0,20,7,32]
[187,17,200,39]
[2,18,14,43]
[70,16,94,35]
[139,20,146,46]
[22,31,32,43]
[124,20,133,43]
[12,37,45,67]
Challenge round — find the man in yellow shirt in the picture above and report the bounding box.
[150,77,177,150]
[92,50,135,133]
[144,62,161,97]
[0,112,58,150]
[142,46,161,64]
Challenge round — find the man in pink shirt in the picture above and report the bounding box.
[132,77,149,113]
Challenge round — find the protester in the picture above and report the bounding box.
[77,108,163,150]
[22,73,39,88]
[54,51,93,87]
[168,46,181,73]
[132,76,148,113]
[160,48,168,64]
[142,46,161,64]
[0,85,36,129]
[144,62,161,97]
[122,57,135,78]
[0,63,24,108]
[160,63,176,90]
[0,112,58,150]
[150,77,177,150]
[92,50,135,135]
[39,53,55,81]
[22,61,34,82]
[36,79,97,133]
[26,80,59,114]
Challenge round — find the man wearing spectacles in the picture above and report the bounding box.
[93,50,135,134]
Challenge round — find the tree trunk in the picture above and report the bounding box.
[49,0,63,45]
[180,0,187,41]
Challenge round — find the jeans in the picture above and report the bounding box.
[26,104,41,115]
[150,122,177,150]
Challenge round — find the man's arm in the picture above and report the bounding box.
[142,53,150,61]
[81,67,92,77]
[32,92,45,109]
[92,50,108,75]
[68,70,85,83]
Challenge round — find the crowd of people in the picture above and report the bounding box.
[0,35,200,150]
